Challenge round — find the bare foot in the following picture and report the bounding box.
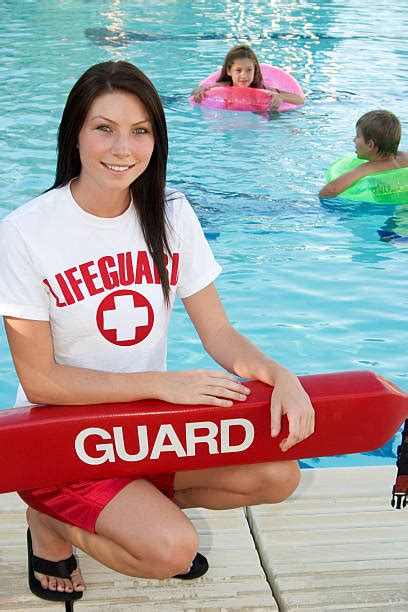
[27,507,85,593]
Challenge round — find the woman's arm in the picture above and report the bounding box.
[318,165,370,198]
[183,284,315,451]
[4,316,249,407]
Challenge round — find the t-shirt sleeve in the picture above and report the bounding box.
[175,197,222,299]
[0,219,49,320]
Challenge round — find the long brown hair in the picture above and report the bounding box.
[217,45,264,88]
[50,60,172,303]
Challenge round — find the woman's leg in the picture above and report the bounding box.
[174,460,300,509]
[27,478,199,593]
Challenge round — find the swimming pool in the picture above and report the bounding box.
[0,0,407,469]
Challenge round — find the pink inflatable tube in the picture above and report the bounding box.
[190,63,304,112]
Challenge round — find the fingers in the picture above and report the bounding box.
[192,87,205,102]
[268,93,282,110]
[280,404,315,452]
[270,395,282,437]
[269,372,315,450]
[200,395,237,408]
[203,371,251,404]
[164,370,251,407]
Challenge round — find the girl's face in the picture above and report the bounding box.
[227,58,255,87]
[76,91,155,198]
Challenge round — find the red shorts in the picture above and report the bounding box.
[18,473,175,534]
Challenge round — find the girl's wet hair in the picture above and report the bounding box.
[51,60,171,302]
[356,110,401,156]
[217,44,264,88]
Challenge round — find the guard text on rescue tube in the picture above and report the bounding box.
[75,419,254,465]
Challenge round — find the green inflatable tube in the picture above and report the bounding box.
[326,153,408,204]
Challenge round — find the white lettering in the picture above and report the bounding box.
[150,424,187,459]
[185,421,219,456]
[113,426,149,461]
[75,418,256,465]
[75,427,115,465]
[220,418,254,453]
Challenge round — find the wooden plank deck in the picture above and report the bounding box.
[248,466,408,611]
[1,466,406,611]
[0,494,277,611]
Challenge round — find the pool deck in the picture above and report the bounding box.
[0,465,407,611]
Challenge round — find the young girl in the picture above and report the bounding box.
[0,60,314,605]
[192,44,305,110]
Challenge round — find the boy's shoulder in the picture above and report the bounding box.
[396,151,408,168]
[359,154,408,176]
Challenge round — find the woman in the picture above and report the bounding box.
[0,60,314,604]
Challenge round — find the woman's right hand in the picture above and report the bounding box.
[159,370,251,406]
[191,86,206,102]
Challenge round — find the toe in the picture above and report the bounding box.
[63,578,73,593]
[47,576,57,591]
[71,569,85,592]
[35,571,49,590]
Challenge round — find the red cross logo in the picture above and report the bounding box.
[96,290,154,346]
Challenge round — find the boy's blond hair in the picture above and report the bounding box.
[356,110,401,156]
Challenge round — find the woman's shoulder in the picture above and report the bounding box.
[2,185,69,229]
[164,187,200,234]
[165,186,186,202]
[164,187,192,217]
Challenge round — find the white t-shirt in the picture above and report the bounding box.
[0,184,221,405]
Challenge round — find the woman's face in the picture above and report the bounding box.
[76,90,155,195]
[227,58,255,87]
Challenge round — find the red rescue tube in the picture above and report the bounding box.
[0,370,407,494]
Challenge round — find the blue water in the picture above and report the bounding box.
[0,0,407,468]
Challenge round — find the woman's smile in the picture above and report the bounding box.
[101,162,137,174]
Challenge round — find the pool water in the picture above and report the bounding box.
[0,0,407,468]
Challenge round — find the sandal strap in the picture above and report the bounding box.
[32,554,77,579]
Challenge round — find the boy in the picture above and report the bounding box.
[319,110,408,198]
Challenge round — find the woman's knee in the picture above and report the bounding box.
[147,529,199,580]
[252,460,301,504]
[127,522,200,580]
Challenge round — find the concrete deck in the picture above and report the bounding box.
[0,466,406,611]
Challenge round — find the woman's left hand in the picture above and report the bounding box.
[270,368,315,451]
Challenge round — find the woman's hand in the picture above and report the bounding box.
[159,370,251,406]
[270,368,315,451]
[192,86,207,102]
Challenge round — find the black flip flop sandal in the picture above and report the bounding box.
[27,529,83,606]
[174,552,209,580]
